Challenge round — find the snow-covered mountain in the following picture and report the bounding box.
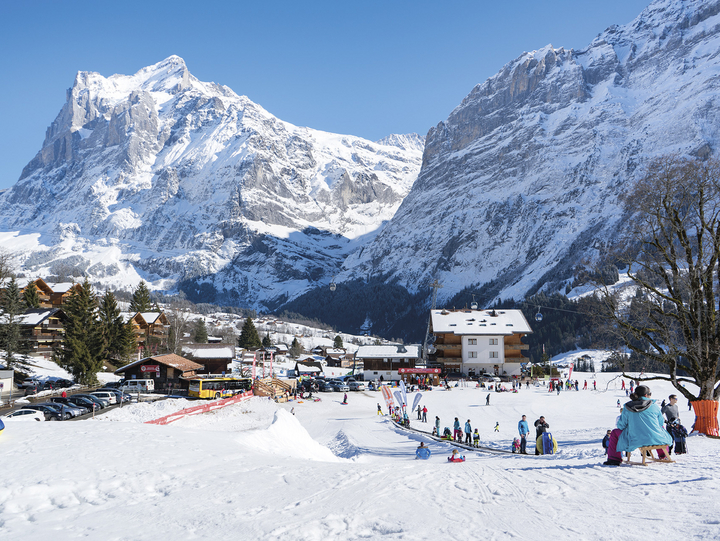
[342,0,720,303]
[0,56,423,303]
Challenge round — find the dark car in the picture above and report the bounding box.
[102,381,122,389]
[35,402,77,419]
[50,397,90,415]
[67,395,99,412]
[25,404,64,421]
[53,379,75,388]
[72,394,107,410]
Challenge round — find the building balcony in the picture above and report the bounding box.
[435,344,461,351]
[504,343,529,350]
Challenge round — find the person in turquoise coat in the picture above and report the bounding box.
[616,385,672,452]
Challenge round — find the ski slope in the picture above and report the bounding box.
[0,372,718,540]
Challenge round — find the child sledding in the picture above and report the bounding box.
[447,449,465,463]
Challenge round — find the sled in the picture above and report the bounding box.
[447,456,466,463]
[625,445,674,466]
[0,418,4,433]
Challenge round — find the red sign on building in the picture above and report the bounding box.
[141,365,160,372]
[397,368,441,374]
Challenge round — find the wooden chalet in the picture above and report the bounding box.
[355,344,421,382]
[114,353,203,391]
[16,308,68,357]
[430,308,532,377]
[130,312,170,353]
[181,343,236,374]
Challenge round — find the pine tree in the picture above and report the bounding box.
[55,278,104,385]
[262,332,272,348]
[0,277,27,367]
[115,320,138,366]
[194,318,208,343]
[237,317,261,350]
[333,335,343,349]
[129,280,153,313]
[23,281,41,309]
[98,290,127,363]
[289,337,303,358]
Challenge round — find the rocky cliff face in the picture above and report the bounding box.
[343,0,720,303]
[0,56,422,306]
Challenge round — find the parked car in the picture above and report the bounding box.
[52,378,75,388]
[67,395,99,412]
[90,391,117,405]
[329,380,350,392]
[346,378,365,391]
[102,381,122,389]
[2,408,45,421]
[120,379,155,393]
[19,377,41,389]
[49,397,89,416]
[34,402,77,419]
[24,404,64,421]
[482,375,501,383]
[72,394,108,409]
[318,380,335,392]
[97,388,132,404]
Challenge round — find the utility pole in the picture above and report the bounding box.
[421,279,443,366]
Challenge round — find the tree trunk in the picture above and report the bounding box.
[691,400,719,436]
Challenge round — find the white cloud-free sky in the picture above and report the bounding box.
[0,0,651,190]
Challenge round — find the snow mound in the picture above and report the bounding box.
[237,409,342,462]
[91,397,198,423]
[327,430,361,459]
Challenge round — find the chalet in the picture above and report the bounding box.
[294,360,324,377]
[130,312,170,353]
[181,343,235,374]
[356,344,421,382]
[17,308,68,357]
[430,308,532,377]
[3,278,82,309]
[114,354,203,391]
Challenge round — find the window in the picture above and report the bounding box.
[489,338,498,345]
[468,338,477,345]
[489,351,498,358]
[468,351,477,358]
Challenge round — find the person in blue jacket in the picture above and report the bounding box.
[616,385,672,453]
[464,420,472,444]
[453,417,462,441]
[416,441,431,459]
[517,415,530,454]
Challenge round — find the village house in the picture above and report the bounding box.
[430,308,532,377]
[181,343,235,375]
[130,312,170,354]
[356,344,421,382]
[18,308,68,357]
[114,353,203,392]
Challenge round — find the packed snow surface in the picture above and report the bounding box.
[1,373,718,540]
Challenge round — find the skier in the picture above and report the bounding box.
[473,428,480,447]
[494,422,500,432]
[377,403,382,415]
[417,405,422,420]
[593,380,597,390]
[342,393,348,404]
[464,419,472,445]
[621,379,626,391]
[518,415,530,454]
[422,406,428,423]
[583,380,587,390]
[617,399,621,408]
[486,393,491,406]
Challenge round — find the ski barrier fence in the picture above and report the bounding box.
[390,418,534,456]
[145,391,254,426]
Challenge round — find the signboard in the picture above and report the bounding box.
[397,368,441,374]
[141,365,160,373]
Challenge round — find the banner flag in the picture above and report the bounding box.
[399,380,407,407]
[411,392,423,412]
[393,390,404,409]
[380,385,394,412]
[252,353,257,379]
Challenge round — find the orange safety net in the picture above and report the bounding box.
[691,400,719,437]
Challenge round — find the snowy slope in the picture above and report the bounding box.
[1,374,717,540]
[344,0,720,303]
[0,56,423,305]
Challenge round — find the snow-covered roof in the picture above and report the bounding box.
[355,345,421,359]
[430,309,532,335]
[48,282,77,294]
[139,312,162,324]
[295,362,324,373]
[325,348,346,355]
[115,354,203,374]
[181,345,235,359]
[9,308,64,326]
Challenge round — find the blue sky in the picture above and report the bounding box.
[0,0,651,190]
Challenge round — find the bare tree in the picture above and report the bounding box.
[0,250,16,283]
[166,304,191,354]
[594,156,720,435]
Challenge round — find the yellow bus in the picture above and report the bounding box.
[188,377,253,399]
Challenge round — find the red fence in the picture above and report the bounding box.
[145,391,254,426]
